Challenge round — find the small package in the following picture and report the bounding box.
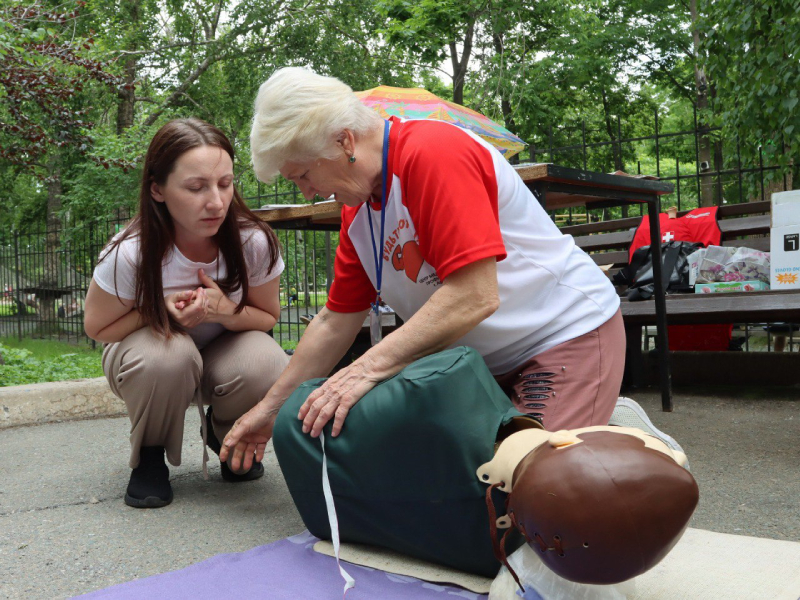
[721,247,771,283]
[695,281,770,294]
[694,245,771,283]
[687,248,707,286]
[697,246,737,283]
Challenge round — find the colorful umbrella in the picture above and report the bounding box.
[355,85,526,159]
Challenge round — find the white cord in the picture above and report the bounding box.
[320,431,355,596]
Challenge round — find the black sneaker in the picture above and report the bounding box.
[124,446,173,508]
[203,406,264,482]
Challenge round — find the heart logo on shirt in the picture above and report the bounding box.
[392,240,424,283]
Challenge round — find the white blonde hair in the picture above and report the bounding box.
[250,67,382,181]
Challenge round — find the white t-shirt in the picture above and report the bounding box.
[328,117,620,375]
[93,227,284,348]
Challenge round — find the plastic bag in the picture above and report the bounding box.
[697,246,737,283]
[489,544,635,600]
[687,247,708,286]
[721,247,770,283]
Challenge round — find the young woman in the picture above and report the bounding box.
[84,118,288,508]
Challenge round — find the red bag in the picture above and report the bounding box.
[630,207,731,352]
[667,324,734,351]
[630,207,721,260]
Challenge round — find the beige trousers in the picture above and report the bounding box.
[103,328,289,469]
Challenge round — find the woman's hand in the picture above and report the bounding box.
[198,268,236,322]
[296,259,500,439]
[221,400,281,471]
[166,288,208,328]
[297,358,381,438]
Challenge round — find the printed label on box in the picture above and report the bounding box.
[771,222,800,290]
[773,267,800,286]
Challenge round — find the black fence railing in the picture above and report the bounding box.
[0,218,128,346]
[521,108,793,225]
[1,115,794,353]
[0,215,333,352]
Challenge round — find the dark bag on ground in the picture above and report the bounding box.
[272,346,530,577]
[613,240,702,301]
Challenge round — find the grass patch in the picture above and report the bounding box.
[0,338,103,386]
[271,323,307,352]
[279,339,299,351]
[280,291,328,308]
[0,303,18,316]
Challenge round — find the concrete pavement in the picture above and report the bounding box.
[1,414,304,599]
[1,388,799,599]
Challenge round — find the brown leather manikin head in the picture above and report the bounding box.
[508,431,699,584]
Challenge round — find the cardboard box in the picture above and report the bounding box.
[771,190,800,290]
[771,226,800,289]
[771,190,800,227]
[695,281,770,294]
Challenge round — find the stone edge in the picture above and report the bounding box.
[0,377,124,429]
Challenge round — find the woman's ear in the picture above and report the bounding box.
[337,129,356,159]
[150,181,165,203]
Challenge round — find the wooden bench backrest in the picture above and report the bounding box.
[563,201,771,270]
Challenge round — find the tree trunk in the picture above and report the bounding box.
[116,55,136,133]
[492,32,519,165]
[116,1,139,133]
[449,17,475,106]
[41,155,62,333]
[601,86,624,172]
[690,0,715,207]
[786,146,794,191]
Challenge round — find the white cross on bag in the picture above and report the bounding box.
[662,231,675,243]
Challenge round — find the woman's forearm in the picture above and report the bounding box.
[92,308,146,343]
[217,305,277,333]
[357,258,499,382]
[261,307,365,407]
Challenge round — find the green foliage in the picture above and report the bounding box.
[64,126,147,219]
[701,0,800,171]
[0,0,795,243]
[0,340,103,385]
[0,1,126,173]
[0,303,18,316]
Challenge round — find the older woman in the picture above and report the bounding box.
[221,68,639,471]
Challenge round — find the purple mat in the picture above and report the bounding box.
[77,531,490,599]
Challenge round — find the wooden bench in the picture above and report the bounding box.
[561,200,800,386]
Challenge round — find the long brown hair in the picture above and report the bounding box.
[101,118,280,336]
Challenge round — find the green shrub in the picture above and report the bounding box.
[0,342,103,386]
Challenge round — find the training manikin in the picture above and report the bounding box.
[273,348,698,590]
[478,424,699,594]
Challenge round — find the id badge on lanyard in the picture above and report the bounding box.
[367,120,391,347]
[369,308,382,346]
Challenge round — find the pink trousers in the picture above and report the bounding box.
[494,309,625,430]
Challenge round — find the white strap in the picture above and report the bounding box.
[320,431,355,596]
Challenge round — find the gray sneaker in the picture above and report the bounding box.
[609,397,687,459]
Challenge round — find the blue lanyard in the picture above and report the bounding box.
[367,120,390,313]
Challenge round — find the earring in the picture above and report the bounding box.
[349,155,356,163]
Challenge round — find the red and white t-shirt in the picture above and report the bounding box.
[327,117,619,375]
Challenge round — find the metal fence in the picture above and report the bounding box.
[523,108,793,225]
[0,212,333,352]
[0,114,795,352]
[0,219,127,346]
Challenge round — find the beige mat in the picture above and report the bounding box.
[315,528,800,599]
[634,528,800,600]
[313,540,493,594]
